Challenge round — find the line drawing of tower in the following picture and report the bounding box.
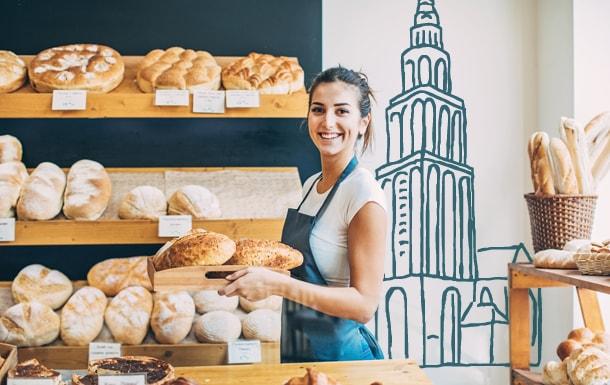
[373,0,543,367]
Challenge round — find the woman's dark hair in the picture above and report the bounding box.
[308,66,376,153]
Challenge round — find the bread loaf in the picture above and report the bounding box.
[152,229,236,270]
[548,138,578,194]
[0,301,60,346]
[557,339,584,361]
[151,291,195,344]
[119,185,167,220]
[563,239,592,253]
[0,135,22,163]
[565,347,610,385]
[0,51,27,93]
[193,311,241,343]
[592,333,610,352]
[222,53,304,94]
[242,309,281,342]
[87,256,152,296]
[239,295,283,312]
[63,159,112,220]
[226,239,303,269]
[584,111,610,161]
[592,132,610,184]
[285,368,342,385]
[192,290,238,313]
[560,118,594,193]
[568,328,596,343]
[12,264,73,309]
[167,185,221,219]
[528,132,555,195]
[105,286,153,345]
[542,361,570,385]
[60,286,107,346]
[16,162,66,220]
[533,249,576,269]
[0,161,28,218]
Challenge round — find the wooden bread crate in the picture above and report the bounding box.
[0,343,17,384]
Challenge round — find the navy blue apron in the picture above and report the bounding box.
[281,156,384,361]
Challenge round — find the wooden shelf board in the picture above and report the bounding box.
[0,56,308,118]
[509,263,610,294]
[512,369,543,385]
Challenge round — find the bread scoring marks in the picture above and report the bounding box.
[56,71,75,82]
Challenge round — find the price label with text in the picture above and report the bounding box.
[225,90,260,108]
[154,90,189,106]
[0,218,16,242]
[158,215,192,237]
[227,339,262,364]
[8,379,56,385]
[52,90,87,110]
[98,374,146,385]
[193,90,225,113]
[89,342,122,362]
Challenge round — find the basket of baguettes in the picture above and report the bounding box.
[533,238,610,275]
[526,112,610,253]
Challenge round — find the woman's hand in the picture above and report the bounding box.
[218,267,289,302]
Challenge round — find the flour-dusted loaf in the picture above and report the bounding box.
[137,47,221,92]
[528,132,555,195]
[0,161,28,218]
[239,295,283,313]
[584,111,610,161]
[87,256,152,296]
[152,229,236,270]
[565,347,610,385]
[0,135,23,163]
[222,52,304,94]
[0,51,26,93]
[560,118,595,194]
[63,159,112,220]
[12,264,73,309]
[0,301,60,347]
[563,239,593,253]
[151,291,195,344]
[548,138,579,194]
[105,286,153,345]
[119,185,167,220]
[16,162,66,220]
[8,359,62,385]
[167,185,221,219]
[241,309,281,342]
[88,356,175,385]
[192,290,238,314]
[533,249,576,269]
[28,44,124,93]
[193,310,241,343]
[542,361,570,385]
[60,286,107,346]
[226,239,303,269]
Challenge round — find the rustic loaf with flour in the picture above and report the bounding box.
[0,161,28,218]
[0,51,27,93]
[12,264,73,309]
[239,295,283,312]
[87,256,152,296]
[533,249,576,269]
[192,290,238,313]
[167,185,221,219]
[193,311,241,343]
[565,347,610,385]
[60,286,107,346]
[119,185,167,220]
[226,239,303,269]
[105,286,153,345]
[0,135,22,163]
[63,159,112,220]
[0,301,60,346]
[150,291,195,344]
[242,309,281,342]
[16,162,66,220]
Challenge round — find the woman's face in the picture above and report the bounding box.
[308,81,370,159]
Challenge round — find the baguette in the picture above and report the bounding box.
[592,134,610,184]
[559,118,594,194]
[584,111,610,161]
[528,133,540,192]
[528,132,555,195]
[548,138,578,194]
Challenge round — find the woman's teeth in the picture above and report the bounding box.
[320,133,340,139]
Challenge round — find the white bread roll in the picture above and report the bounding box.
[12,264,73,309]
[193,311,241,343]
[87,256,152,296]
[0,301,60,346]
[239,295,283,313]
[151,291,195,344]
[63,160,112,220]
[542,361,570,385]
[105,286,153,345]
[241,309,281,342]
[533,249,576,269]
[119,185,167,220]
[16,162,66,220]
[60,286,107,346]
[0,135,22,163]
[0,161,28,218]
[192,290,238,314]
[168,185,221,219]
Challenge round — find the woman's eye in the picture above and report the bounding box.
[337,108,349,115]
[311,106,323,113]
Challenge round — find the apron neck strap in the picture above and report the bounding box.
[313,155,359,223]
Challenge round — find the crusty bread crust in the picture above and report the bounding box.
[0,50,26,93]
[226,238,303,269]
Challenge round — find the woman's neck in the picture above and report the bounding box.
[317,151,355,193]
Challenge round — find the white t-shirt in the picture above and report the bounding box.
[298,166,387,287]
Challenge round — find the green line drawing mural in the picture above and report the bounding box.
[373,0,543,367]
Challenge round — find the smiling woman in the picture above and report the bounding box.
[219,67,388,361]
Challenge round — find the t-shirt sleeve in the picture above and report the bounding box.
[345,175,387,225]
[301,173,321,198]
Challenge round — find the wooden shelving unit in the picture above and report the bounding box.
[0,56,308,118]
[508,263,609,385]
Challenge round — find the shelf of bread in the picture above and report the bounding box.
[510,263,610,294]
[0,56,308,118]
[511,369,543,385]
[2,166,301,246]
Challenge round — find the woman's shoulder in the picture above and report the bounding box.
[343,166,381,190]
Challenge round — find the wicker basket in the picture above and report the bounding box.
[524,193,597,253]
[574,253,610,275]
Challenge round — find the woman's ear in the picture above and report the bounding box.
[359,113,371,136]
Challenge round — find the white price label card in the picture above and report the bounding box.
[8,379,56,385]
[225,90,260,108]
[154,90,189,106]
[227,339,262,364]
[52,90,87,110]
[158,215,192,237]
[89,342,122,362]
[0,217,15,242]
[98,374,146,385]
[193,90,225,113]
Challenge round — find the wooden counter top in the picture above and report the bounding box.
[175,359,433,385]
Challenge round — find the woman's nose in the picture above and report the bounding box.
[324,112,336,127]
